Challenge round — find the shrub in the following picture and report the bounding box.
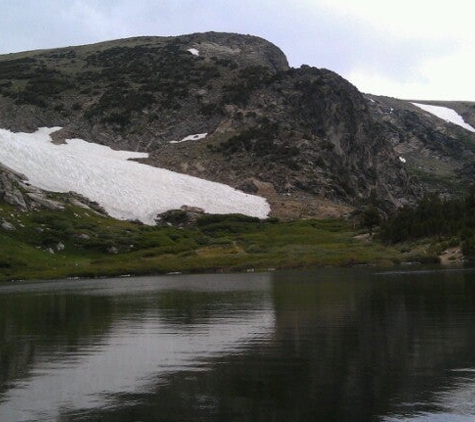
[196,214,260,227]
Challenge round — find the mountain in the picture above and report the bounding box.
[366,96,475,197]
[0,32,474,221]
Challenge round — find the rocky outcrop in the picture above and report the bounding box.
[146,66,418,215]
[366,95,475,197]
[179,32,289,73]
[0,163,109,215]
[0,164,31,210]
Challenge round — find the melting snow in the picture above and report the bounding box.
[0,127,270,224]
[411,102,475,133]
[170,133,208,144]
[187,48,199,56]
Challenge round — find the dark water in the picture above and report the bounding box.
[1,267,475,421]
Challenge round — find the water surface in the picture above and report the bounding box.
[1,267,475,421]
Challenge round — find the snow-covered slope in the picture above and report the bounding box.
[0,127,270,224]
[411,103,475,133]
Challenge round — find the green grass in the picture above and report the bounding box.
[0,201,433,281]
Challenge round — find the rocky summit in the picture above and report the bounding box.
[0,32,474,220]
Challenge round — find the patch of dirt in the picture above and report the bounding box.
[439,246,464,265]
[251,178,353,219]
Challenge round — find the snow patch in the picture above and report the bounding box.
[399,156,406,163]
[0,127,270,224]
[187,48,199,56]
[170,133,208,144]
[411,102,475,133]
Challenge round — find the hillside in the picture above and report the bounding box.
[366,95,475,197]
[0,32,474,221]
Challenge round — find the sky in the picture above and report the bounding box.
[1,0,475,101]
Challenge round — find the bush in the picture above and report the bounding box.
[196,214,260,227]
[158,210,190,226]
[361,207,382,233]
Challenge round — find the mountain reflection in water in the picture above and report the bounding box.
[0,267,475,421]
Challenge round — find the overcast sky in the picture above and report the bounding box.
[1,0,474,101]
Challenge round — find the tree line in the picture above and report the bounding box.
[378,186,475,257]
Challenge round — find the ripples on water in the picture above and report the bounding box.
[384,368,475,422]
[1,267,475,421]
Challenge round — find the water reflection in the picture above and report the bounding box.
[384,368,475,422]
[267,268,475,421]
[0,268,475,421]
[0,274,274,421]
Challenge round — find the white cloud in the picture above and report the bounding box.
[318,0,475,39]
[310,0,475,100]
[348,46,475,101]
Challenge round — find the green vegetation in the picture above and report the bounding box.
[380,187,475,258]
[0,39,237,132]
[221,65,275,106]
[214,120,301,170]
[0,200,416,282]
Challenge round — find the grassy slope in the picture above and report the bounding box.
[0,200,435,281]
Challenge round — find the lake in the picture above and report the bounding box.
[1,266,475,421]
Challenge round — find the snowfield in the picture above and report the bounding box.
[170,133,208,144]
[411,102,475,133]
[0,127,270,224]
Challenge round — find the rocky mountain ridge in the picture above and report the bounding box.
[0,32,474,220]
[366,96,475,197]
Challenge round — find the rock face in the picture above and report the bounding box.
[0,164,32,210]
[366,95,475,197]
[0,32,473,218]
[147,66,417,216]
